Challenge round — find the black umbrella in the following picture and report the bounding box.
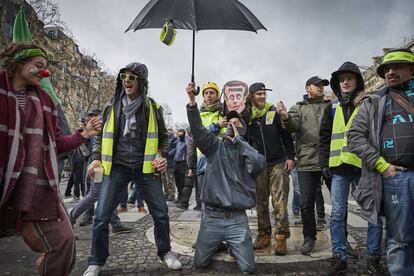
[125,0,266,93]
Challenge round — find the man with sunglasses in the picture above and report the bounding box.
[84,62,181,276]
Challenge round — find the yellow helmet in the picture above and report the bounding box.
[202,82,220,96]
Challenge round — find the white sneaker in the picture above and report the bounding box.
[83,265,102,276]
[161,251,182,270]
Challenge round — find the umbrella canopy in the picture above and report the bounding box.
[126,0,266,93]
[126,0,267,32]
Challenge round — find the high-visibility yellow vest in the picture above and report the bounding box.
[329,104,361,168]
[101,97,160,175]
[197,110,226,156]
[200,110,226,137]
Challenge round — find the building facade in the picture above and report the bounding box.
[1,0,115,130]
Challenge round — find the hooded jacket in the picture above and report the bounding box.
[187,104,266,210]
[91,62,168,165]
[347,88,388,224]
[282,95,330,171]
[319,62,364,175]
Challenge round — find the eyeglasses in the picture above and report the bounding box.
[119,73,138,81]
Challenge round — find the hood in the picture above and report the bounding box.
[330,61,364,98]
[115,62,148,98]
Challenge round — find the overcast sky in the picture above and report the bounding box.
[52,0,414,124]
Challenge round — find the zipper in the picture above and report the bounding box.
[259,116,267,160]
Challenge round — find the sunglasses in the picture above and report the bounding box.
[119,73,138,81]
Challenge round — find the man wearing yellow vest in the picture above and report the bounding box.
[83,62,182,276]
[349,49,414,275]
[319,62,383,275]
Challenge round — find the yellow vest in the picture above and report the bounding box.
[329,104,361,168]
[101,97,159,175]
[197,110,226,156]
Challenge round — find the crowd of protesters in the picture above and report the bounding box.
[0,41,413,276]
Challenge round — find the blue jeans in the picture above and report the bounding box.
[330,174,382,260]
[382,170,414,276]
[70,180,122,227]
[88,164,171,265]
[291,168,301,214]
[128,182,145,207]
[194,209,255,274]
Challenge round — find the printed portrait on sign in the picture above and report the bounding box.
[223,80,248,113]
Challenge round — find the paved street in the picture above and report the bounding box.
[0,177,388,276]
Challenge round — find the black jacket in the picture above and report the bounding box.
[248,105,295,165]
[319,61,364,175]
[187,104,266,210]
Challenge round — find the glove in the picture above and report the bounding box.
[321,167,332,180]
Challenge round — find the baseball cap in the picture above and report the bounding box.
[249,82,273,93]
[305,76,329,87]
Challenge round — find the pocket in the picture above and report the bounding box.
[297,143,318,167]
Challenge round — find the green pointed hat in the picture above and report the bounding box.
[12,5,59,105]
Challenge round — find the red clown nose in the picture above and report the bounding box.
[39,69,50,78]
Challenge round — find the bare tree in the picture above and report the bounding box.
[28,0,73,38]
[161,104,173,128]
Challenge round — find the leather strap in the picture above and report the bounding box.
[389,91,414,117]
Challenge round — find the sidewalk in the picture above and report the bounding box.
[0,178,386,275]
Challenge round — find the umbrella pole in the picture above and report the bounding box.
[191,30,195,83]
[191,30,200,95]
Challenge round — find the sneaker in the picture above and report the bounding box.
[117,207,128,213]
[193,205,201,211]
[366,255,385,275]
[316,218,327,231]
[64,193,73,198]
[161,251,182,270]
[138,207,148,214]
[325,254,347,276]
[301,237,315,255]
[253,233,271,249]
[346,240,358,259]
[111,224,134,234]
[72,196,80,203]
[83,265,102,276]
[275,234,287,255]
[79,213,93,227]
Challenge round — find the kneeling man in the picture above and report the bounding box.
[186,82,266,274]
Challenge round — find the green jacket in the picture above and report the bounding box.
[282,95,330,171]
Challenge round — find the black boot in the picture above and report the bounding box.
[366,256,385,275]
[325,254,347,276]
[301,237,315,255]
